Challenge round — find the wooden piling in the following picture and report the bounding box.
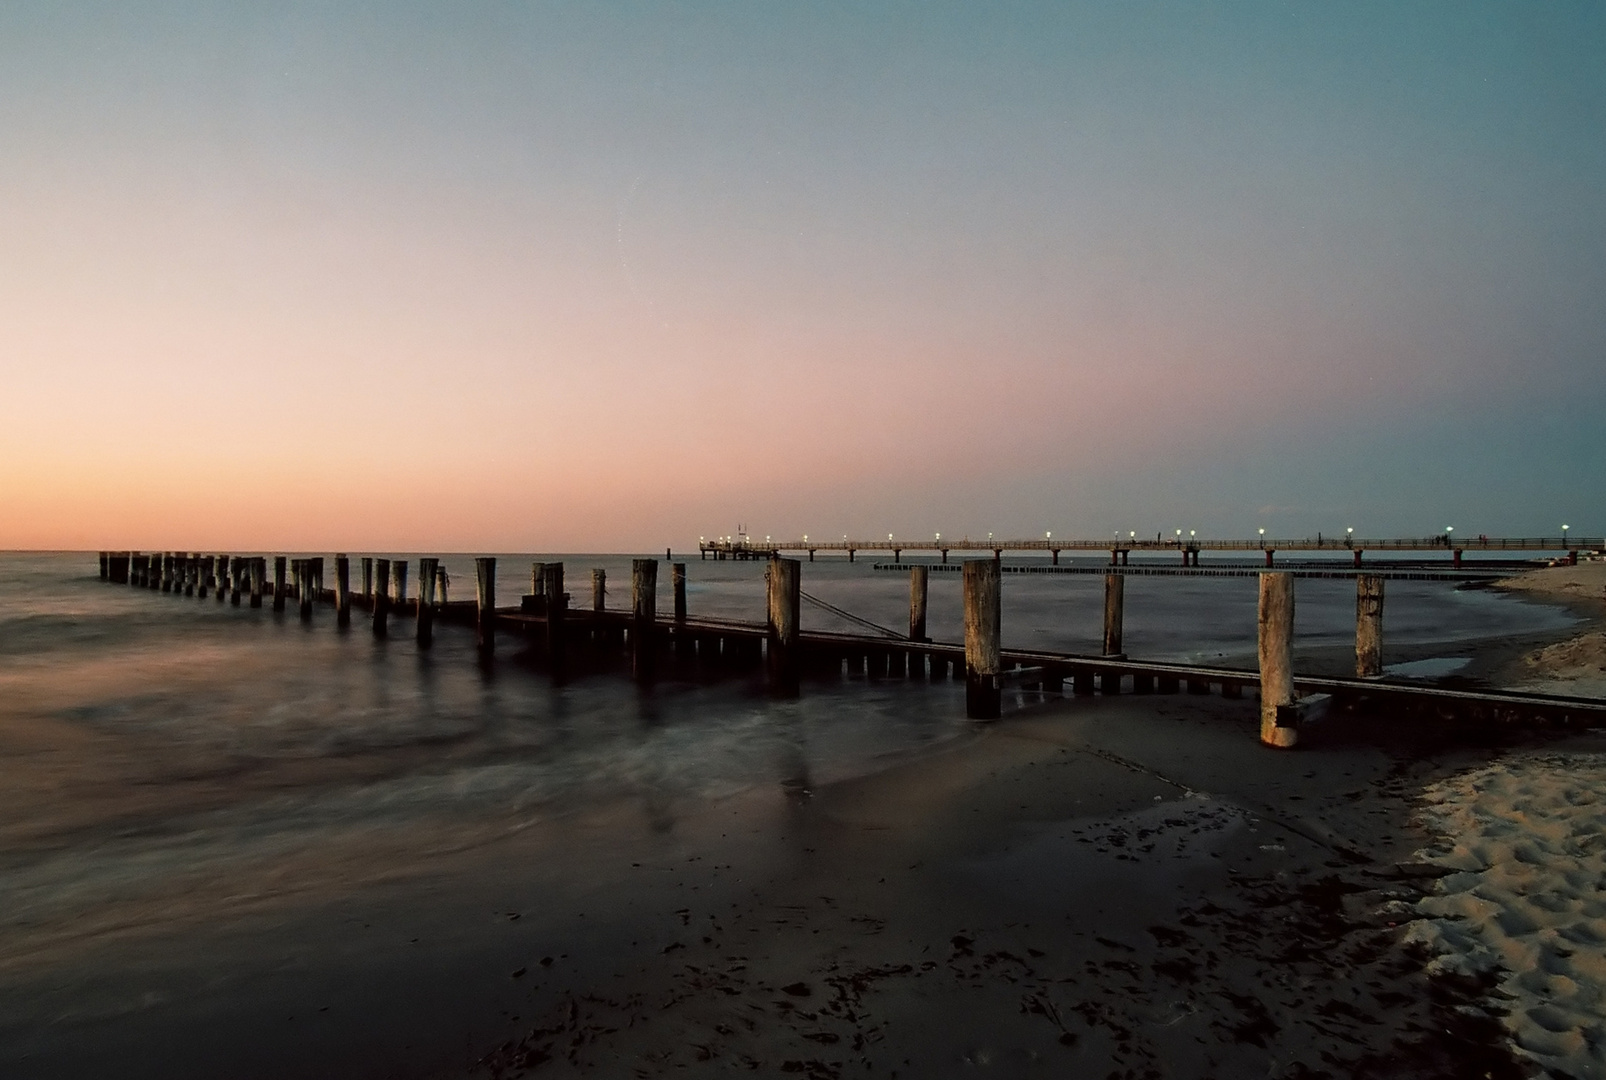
[273,556,287,612]
[215,556,228,602]
[1102,573,1124,656]
[361,557,373,604]
[475,557,496,656]
[229,558,242,605]
[766,557,801,696]
[249,558,263,608]
[335,555,351,627]
[543,562,565,671]
[372,557,391,637]
[531,562,547,603]
[909,566,929,641]
[436,564,449,607]
[592,569,606,612]
[1258,572,1297,748]
[417,557,437,646]
[392,560,408,618]
[963,559,1002,720]
[298,560,314,621]
[1355,574,1384,678]
[182,554,195,596]
[632,559,657,682]
[672,563,687,622]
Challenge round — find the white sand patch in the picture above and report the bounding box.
[1512,631,1606,700]
[1405,753,1606,1078]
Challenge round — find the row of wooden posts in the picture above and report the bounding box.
[99,551,1387,750]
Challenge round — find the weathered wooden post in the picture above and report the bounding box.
[474,557,496,656]
[214,556,227,601]
[909,565,929,640]
[592,569,606,611]
[963,559,1002,720]
[361,558,373,606]
[372,558,391,637]
[297,560,313,620]
[1102,573,1124,656]
[229,558,242,605]
[249,558,264,608]
[632,558,657,682]
[766,557,801,696]
[1258,572,1297,748]
[335,555,351,627]
[392,560,408,619]
[272,556,287,612]
[99,552,108,580]
[672,563,687,622]
[530,562,547,604]
[1356,574,1384,677]
[161,553,173,593]
[543,562,565,672]
[182,554,195,596]
[416,557,437,646]
[436,564,449,606]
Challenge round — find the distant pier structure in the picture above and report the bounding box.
[699,534,1595,569]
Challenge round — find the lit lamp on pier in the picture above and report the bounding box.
[1562,524,1570,547]
[1258,527,1266,548]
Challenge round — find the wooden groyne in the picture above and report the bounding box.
[95,551,1606,748]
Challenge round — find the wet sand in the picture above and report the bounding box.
[4,690,1539,1078]
[460,695,1562,1079]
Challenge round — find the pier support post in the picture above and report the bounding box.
[632,559,657,682]
[592,569,606,612]
[230,559,242,605]
[963,559,1002,720]
[543,562,565,672]
[392,560,408,619]
[766,557,801,696]
[182,554,195,596]
[437,564,450,607]
[1356,574,1384,677]
[161,554,173,593]
[1102,573,1124,657]
[361,558,373,605]
[248,558,263,608]
[1353,549,1363,568]
[1264,549,1275,567]
[335,555,351,628]
[213,556,227,601]
[416,558,437,646]
[1258,572,1297,748]
[909,565,929,642]
[298,560,313,621]
[474,558,496,656]
[273,557,287,612]
[531,562,547,605]
[372,558,391,637]
[673,563,687,622]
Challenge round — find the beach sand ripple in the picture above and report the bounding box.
[1407,752,1606,1078]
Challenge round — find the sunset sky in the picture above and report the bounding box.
[3,2,1602,551]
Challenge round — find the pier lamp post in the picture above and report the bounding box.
[935,533,940,541]
[1562,524,1570,547]
[1176,529,1182,544]
[1258,527,1266,548]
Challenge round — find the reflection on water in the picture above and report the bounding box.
[0,552,1574,963]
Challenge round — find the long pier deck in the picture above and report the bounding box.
[702,534,1599,568]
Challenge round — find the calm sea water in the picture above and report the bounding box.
[0,550,1572,882]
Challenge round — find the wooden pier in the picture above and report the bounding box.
[701,534,1598,570]
[95,550,1606,748]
